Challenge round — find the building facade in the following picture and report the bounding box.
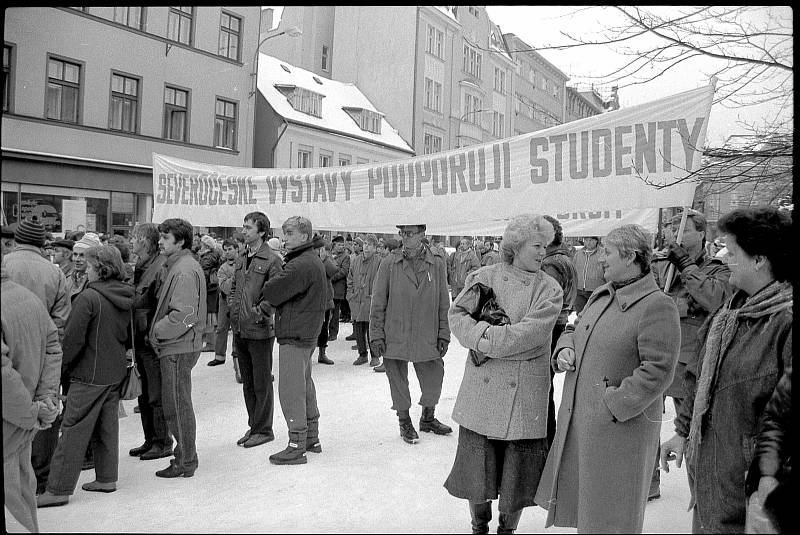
[254,54,413,172]
[2,6,262,236]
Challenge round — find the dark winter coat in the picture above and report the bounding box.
[149,248,206,357]
[448,248,480,294]
[346,253,381,322]
[535,273,680,533]
[369,246,450,362]
[321,256,336,311]
[261,241,327,347]
[199,248,221,313]
[132,253,166,352]
[675,286,792,533]
[330,251,350,299]
[61,279,134,386]
[229,241,282,340]
[542,243,577,324]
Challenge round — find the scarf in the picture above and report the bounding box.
[610,271,647,290]
[685,280,793,465]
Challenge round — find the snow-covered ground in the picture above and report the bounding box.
[36,322,693,533]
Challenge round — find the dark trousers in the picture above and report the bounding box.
[340,297,351,322]
[31,412,61,495]
[135,347,172,449]
[47,382,120,495]
[383,357,445,411]
[214,293,232,359]
[277,344,320,444]
[328,299,345,338]
[160,351,200,472]
[317,308,332,348]
[353,321,373,358]
[234,335,275,436]
[547,322,566,447]
[574,289,593,314]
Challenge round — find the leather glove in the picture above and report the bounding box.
[667,242,694,271]
[437,338,450,358]
[371,339,386,358]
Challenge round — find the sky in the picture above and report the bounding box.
[266,6,792,146]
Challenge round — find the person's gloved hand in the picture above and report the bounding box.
[437,338,449,358]
[370,339,386,358]
[667,242,694,271]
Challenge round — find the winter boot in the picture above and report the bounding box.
[398,410,419,444]
[419,406,452,435]
[497,510,522,534]
[317,346,334,365]
[469,501,492,534]
[269,442,308,465]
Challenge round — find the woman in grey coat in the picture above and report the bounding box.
[445,214,563,534]
[534,224,680,533]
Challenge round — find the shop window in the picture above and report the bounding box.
[14,191,108,235]
[111,191,135,229]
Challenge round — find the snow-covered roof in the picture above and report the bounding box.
[257,54,414,154]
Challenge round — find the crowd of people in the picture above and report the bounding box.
[1,204,792,534]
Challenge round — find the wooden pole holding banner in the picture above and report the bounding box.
[663,208,689,293]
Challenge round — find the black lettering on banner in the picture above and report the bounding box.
[367,167,380,199]
[397,164,413,198]
[549,134,568,181]
[217,176,227,205]
[529,138,549,184]
[635,123,657,174]
[592,129,613,178]
[383,166,397,198]
[227,177,238,204]
[414,160,432,197]
[247,177,257,204]
[314,174,327,202]
[180,175,189,205]
[678,117,705,169]
[657,120,677,172]
[467,149,485,191]
[340,171,351,201]
[448,153,468,193]
[432,156,448,195]
[157,174,167,203]
[324,172,337,202]
[290,175,303,202]
[568,131,590,180]
[615,126,633,176]
[190,176,200,205]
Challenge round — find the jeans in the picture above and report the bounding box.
[383,357,445,411]
[277,344,320,444]
[47,382,120,495]
[233,335,275,436]
[160,351,200,472]
[214,293,232,359]
[353,321,373,358]
[136,347,172,449]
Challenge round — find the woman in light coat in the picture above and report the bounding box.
[534,224,680,533]
[445,214,563,535]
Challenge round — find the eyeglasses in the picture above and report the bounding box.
[398,230,421,238]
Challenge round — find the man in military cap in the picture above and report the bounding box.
[370,223,452,444]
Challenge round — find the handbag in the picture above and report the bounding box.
[120,312,142,401]
[468,283,510,367]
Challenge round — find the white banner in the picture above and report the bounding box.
[153,84,713,234]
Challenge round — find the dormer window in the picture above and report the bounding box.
[274,84,324,117]
[342,107,382,134]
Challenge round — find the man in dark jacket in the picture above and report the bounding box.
[229,212,283,449]
[313,235,336,365]
[261,216,327,465]
[541,215,577,448]
[149,218,206,479]
[128,223,172,462]
[327,235,350,340]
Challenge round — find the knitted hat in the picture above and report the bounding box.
[14,220,46,247]
[73,233,102,252]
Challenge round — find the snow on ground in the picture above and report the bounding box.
[37,322,693,533]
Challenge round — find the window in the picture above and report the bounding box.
[494,67,505,94]
[426,25,443,59]
[113,7,143,30]
[218,11,241,61]
[109,72,139,133]
[463,44,481,79]
[319,153,332,167]
[492,111,504,137]
[321,45,329,72]
[424,77,441,112]
[338,154,351,166]
[297,149,311,168]
[167,7,193,46]
[423,132,442,155]
[288,87,323,117]
[359,109,382,134]
[214,98,237,150]
[3,45,11,113]
[463,93,482,124]
[163,86,188,141]
[45,57,81,123]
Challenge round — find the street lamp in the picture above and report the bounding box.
[249,26,302,97]
[460,108,491,124]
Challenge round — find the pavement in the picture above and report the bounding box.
[35,320,694,533]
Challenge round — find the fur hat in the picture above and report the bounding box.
[14,220,46,247]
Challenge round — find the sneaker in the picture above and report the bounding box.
[269,443,308,465]
[369,357,381,367]
[399,421,419,444]
[373,363,386,373]
[345,333,357,341]
[353,355,368,366]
